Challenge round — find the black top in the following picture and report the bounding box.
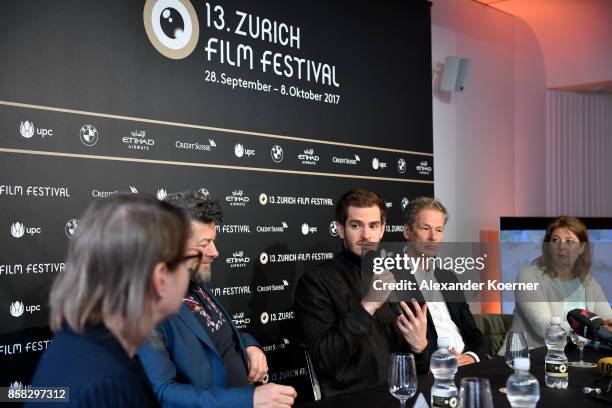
[185,283,250,387]
[27,323,159,407]
[295,248,487,398]
[295,249,419,397]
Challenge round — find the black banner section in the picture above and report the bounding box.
[0,0,433,396]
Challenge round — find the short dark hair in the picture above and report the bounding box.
[164,190,223,224]
[335,189,387,225]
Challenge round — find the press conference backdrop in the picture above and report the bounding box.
[0,0,434,392]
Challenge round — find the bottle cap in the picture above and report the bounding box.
[437,337,451,348]
[550,316,561,325]
[513,357,530,370]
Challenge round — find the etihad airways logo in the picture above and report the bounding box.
[19,121,53,139]
[417,160,432,176]
[226,190,250,207]
[298,148,319,166]
[123,130,155,151]
[232,312,251,329]
[226,251,251,268]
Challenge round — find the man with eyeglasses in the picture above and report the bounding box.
[139,190,297,408]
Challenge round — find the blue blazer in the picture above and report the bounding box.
[138,286,259,408]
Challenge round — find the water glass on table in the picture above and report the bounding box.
[568,330,597,368]
[388,353,417,408]
[459,378,494,408]
[504,331,529,369]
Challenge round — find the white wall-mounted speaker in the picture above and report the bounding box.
[440,56,471,92]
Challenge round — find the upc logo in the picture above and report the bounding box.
[10,301,24,317]
[10,222,25,238]
[19,121,35,138]
[234,144,255,158]
[10,222,42,238]
[157,189,168,200]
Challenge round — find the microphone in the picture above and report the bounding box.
[567,309,612,347]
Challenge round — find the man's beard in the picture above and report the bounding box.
[191,265,211,284]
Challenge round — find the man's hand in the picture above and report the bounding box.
[395,300,428,353]
[253,383,297,408]
[450,347,477,366]
[246,346,268,384]
[361,268,396,316]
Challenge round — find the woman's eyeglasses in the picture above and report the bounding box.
[182,252,203,273]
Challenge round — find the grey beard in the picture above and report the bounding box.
[190,267,211,284]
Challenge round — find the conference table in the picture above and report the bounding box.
[298,347,611,407]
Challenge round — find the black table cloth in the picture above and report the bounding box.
[298,347,612,407]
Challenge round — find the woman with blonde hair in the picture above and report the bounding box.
[501,216,612,352]
[27,194,199,407]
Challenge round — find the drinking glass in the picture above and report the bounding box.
[568,330,597,368]
[504,331,529,369]
[459,378,494,408]
[388,353,417,408]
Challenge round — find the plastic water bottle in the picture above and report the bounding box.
[544,316,568,389]
[507,357,540,407]
[430,337,458,408]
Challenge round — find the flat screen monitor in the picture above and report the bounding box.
[499,217,612,314]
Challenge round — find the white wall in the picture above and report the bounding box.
[431,0,547,242]
[494,0,612,88]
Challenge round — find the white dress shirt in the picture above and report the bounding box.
[413,267,480,362]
